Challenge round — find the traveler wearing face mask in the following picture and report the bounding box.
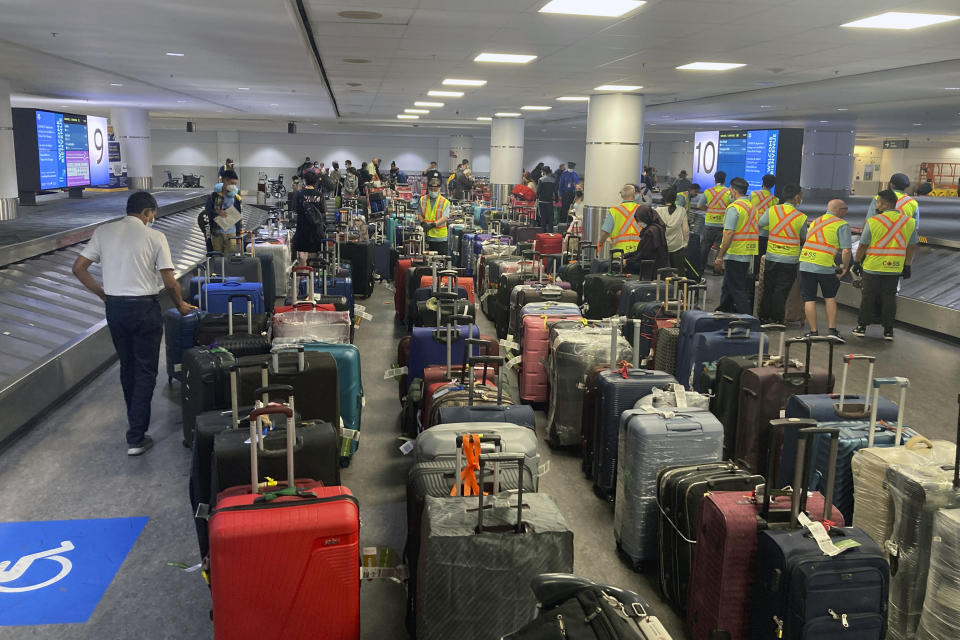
[205,170,242,254]
[417,177,451,254]
[72,191,194,456]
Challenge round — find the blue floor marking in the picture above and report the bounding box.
[0,517,148,626]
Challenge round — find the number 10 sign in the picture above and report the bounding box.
[692,130,719,189]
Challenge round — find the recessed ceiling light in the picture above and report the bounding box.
[945,87,960,90]
[477,116,493,121]
[760,105,772,108]
[176,100,187,103]
[594,84,642,91]
[428,90,464,97]
[837,108,849,111]
[841,11,959,30]
[165,52,185,57]
[397,114,419,120]
[270,103,279,106]
[237,87,250,90]
[313,123,320,126]
[556,96,590,101]
[110,83,123,87]
[677,62,745,71]
[405,108,430,114]
[539,0,646,18]
[495,112,522,117]
[415,101,444,107]
[913,123,923,126]
[442,78,487,87]
[337,10,382,19]
[474,53,537,64]
[819,120,829,123]
[344,58,372,64]
[521,105,552,111]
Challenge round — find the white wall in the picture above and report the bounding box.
[644,141,693,183]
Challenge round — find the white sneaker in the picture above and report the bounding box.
[127,436,154,456]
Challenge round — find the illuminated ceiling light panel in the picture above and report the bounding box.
[494,112,522,117]
[521,105,552,111]
[442,78,487,86]
[594,84,642,91]
[428,90,465,97]
[397,114,420,120]
[165,52,185,57]
[539,0,645,18]
[841,12,959,30]
[405,108,429,114]
[415,101,444,107]
[556,96,590,101]
[237,87,251,90]
[474,53,537,64]
[477,116,493,121]
[676,62,745,71]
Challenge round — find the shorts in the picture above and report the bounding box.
[799,270,841,302]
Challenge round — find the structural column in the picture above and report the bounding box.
[489,117,524,207]
[110,107,152,190]
[583,93,644,255]
[447,135,472,173]
[799,127,856,201]
[0,79,18,220]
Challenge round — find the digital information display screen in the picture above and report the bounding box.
[693,128,797,196]
[36,110,66,190]
[86,116,110,185]
[63,114,91,188]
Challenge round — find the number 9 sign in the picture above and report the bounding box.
[693,130,720,189]
[86,116,111,185]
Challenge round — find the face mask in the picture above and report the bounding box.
[146,219,155,228]
[226,185,239,197]
[429,190,439,199]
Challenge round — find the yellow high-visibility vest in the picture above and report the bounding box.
[421,195,450,239]
[799,213,845,268]
[766,204,807,258]
[608,202,641,253]
[704,185,732,226]
[862,210,916,273]
[726,199,758,256]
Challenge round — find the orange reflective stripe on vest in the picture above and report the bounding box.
[769,206,804,246]
[731,200,757,241]
[895,194,917,217]
[865,214,909,257]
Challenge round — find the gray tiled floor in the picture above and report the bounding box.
[0,275,957,639]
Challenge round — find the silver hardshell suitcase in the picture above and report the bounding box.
[614,406,723,571]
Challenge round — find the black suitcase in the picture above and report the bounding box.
[212,250,262,283]
[194,313,269,348]
[261,347,341,427]
[656,461,763,613]
[340,241,375,298]
[713,354,761,458]
[582,256,638,319]
[207,297,271,357]
[181,346,236,447]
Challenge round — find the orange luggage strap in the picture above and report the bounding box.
[451,434,485,496]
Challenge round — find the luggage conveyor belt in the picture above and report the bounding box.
[0,205,271,448]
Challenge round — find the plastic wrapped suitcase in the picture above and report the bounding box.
[592,367,678,501]
[509,286,578,337]
[674,311,761,389]
[546,323,632,447]
[301,342,363,465]
[208,405,359,640]
[686,419,846,640]
[405,442,537,638]
[683,320,768,392]
[415,455,573,640]
[749,427,888,640]
[884,416,960,640]
[735,334,835,476]
[916,509,960,640]
[272,309,352,344]
[613,406,723,571]
[657,461,763,613]
[518,310,583,404]
[248,241,292,301]
[414,423,540,490]
[635,383,711,411]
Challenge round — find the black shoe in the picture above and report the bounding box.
[851,325,866,337]
[884,329,894,341]
[804,330,819,338]
[827,328,845,342]
[127,435,154,456]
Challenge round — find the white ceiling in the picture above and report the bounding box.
[3,0,960,141]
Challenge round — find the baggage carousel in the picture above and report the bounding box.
[0,190,270,448]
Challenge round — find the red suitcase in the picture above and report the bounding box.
[420,274,476,304]
[686,418,844,640]
[395,257,419,320]
[533,233,563,268]
[209,405,360,640]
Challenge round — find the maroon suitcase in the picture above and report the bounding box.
[733,335,837,474]
[686,418,845,640]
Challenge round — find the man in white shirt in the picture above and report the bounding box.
[72,192,194,455]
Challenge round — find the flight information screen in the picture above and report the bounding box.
[35,110,66,190]
[14,109,105,191]
[715,129,779,194]
[63,114,91,187]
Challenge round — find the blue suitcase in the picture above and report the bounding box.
[785,354,899,423]
[617,269,677,316]
[407,324,479,391]
[750,426,889,640]
[202,280,266,314]
[303,342,364,466]
[675,311,760,389]
[374,240,391,279]
[252,252,275,312]
[683,321,767,391]
[164,308,203,384]
[189,275,243,301]
[591,368,678,501]
[434,355,537,430]
[519,301,581,317]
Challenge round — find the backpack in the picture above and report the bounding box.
[302,195,326,240]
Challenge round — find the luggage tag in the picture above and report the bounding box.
[398,440,415,455]
[384,365,408,380]
[507,355,522,369]
[797,512,859,556]
[500,338,520,352]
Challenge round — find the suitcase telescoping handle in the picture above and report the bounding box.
[955,394,960,490]
[834,354,876,418]
[468,354,505,405]
[725,319,752,339]
[226,295,254,335]
[475,452,526,534]
[867,377,909,448]
[778,337,810,386]
[760,418,818,520]
[609,249,626,275]
[291,265,315,305]
[247,404,296,494]
[228,362,242,430]
[758,323,787,364]
[792,426,841,528]
[270,344,307,375]
[799,335,841,394]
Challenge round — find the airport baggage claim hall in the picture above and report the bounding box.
[1,2,960,639]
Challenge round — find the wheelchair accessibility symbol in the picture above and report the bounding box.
[0,541,75,593]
